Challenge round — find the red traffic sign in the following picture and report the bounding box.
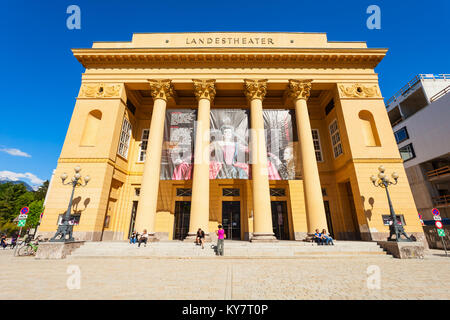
[432,208,440,216]
[435,221,443,229]
[20,207,29,215]
[40,212,44,219]
[418,213,423,219]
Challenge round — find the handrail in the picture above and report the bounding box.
[433,194,450,206]
[430,85,450,103]
[386,74,450,107]
[391,117,403,127]
[428,165,450,179]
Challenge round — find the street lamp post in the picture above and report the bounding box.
[370,166,412,242]
[50,166,90,242]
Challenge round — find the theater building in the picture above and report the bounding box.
[38,32,424,242]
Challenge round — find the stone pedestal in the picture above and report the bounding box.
[250,233,279,242]
[35,241,85,260]
[377,241,425,259]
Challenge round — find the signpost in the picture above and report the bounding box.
[432,208,447,257]
[17,207,29,237]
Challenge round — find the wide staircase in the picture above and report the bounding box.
[69,240,391,259]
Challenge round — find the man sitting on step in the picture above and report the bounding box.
[313,229,323,245]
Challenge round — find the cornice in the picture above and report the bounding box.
[72,48,387,69]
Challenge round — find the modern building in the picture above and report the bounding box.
[38,32,424,243]
[386,74,450,220]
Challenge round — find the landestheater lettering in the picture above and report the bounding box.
[186,37,275,46]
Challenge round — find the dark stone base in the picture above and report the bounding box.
[250,233,278,242]
[35,241,85,260]
[377,241,425,259]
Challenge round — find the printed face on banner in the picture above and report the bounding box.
[263,110,297,180]
[160,110,196,180]
[210,109,249,179]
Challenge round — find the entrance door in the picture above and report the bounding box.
[271,201,290,240]
[222,201,241,240]
[128,201,138,239]
[174,201,191,240]
[323,201,335,239]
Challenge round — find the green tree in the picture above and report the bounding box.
[27,199,44,227]
[0,182,28,223]
[34,180,49,201]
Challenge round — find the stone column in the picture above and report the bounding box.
[244,79,277,242]
[134,79,174,240]
[186,79,216,241]
[288,79,328,233]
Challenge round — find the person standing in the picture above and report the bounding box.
[215,225,226,256]
[138,229,149,248]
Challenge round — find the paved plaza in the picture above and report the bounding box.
[0,243,449,300]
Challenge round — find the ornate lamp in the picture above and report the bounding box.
[50,166,90,242]
[370,166,412,242]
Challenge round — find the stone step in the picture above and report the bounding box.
[70,240,388,258]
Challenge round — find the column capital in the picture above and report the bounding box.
[193,79,216,101]
[287,79,313,101]
[244,79,268,101]
[148,79,174,102]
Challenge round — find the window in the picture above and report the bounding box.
[325,99,335,116]
[394,127,409,144]
[222,188,240,196]
[135,188,140,196]
[117,118,132,159]
[399,143,416,162]
[329,119,343,158]
[311,129,323,162]
[138,129,149,162]
[176,188,192,196]
[270,188,286,196]
[322,188,327,197]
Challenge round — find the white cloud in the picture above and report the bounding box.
[0,171,44,190]
[0,148,31,158]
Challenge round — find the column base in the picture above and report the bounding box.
[184,233,212,243]
[250,233,278,242]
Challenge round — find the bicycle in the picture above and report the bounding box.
[15,236,41,257]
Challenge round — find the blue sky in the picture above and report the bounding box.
[0,0,449,188]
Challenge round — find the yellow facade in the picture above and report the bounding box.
[38,32,424,243]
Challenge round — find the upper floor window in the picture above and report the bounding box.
[329,119,343,158]
[117,118,132,159]
[399,143,416,162]
[311,129,323,162]
[138,129,149,162]
[394,127,409,144]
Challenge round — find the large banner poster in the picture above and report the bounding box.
[264,110,297,180]
[210,109,250,179]
[160,109,196,180]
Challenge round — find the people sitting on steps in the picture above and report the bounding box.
[321,229,334,245]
